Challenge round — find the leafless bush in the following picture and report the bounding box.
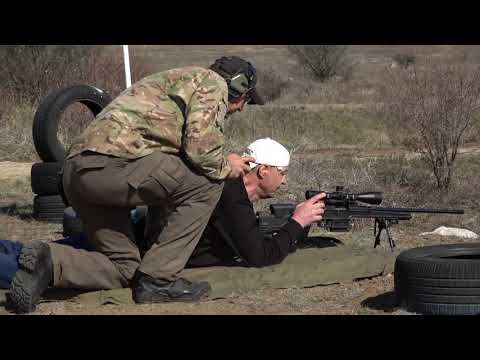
[287,45,355,82]
[79,47,155,98]
[0,46,156,104]
[0,46,92,104]
[380,60,480,189]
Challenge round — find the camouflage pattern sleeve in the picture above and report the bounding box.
[182,72,232,181]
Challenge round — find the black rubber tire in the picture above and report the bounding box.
[33,195,66,223]
[32,85,112,162]
[62,207,84,237]
[394,243,480,315]
[30,162,63,196]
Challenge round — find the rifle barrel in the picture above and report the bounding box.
[348,206,464,215]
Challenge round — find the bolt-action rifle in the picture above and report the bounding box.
[257,186,464,251]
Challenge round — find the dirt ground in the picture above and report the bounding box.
[0,160,472,315]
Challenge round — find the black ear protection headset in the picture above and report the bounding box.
[210,56,257,102]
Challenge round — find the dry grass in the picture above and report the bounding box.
[0,171,62,242]
[0,93,40,162]
[2,45,480,163]
[223,106,389,156]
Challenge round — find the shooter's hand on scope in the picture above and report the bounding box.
[291,192,326,228]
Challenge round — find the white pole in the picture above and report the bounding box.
[123,45,132,89]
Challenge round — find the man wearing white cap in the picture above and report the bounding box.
[186,138,327,267]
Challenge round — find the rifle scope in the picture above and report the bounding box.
[305,190,383,205]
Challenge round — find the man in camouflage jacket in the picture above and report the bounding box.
[9,56,265,313]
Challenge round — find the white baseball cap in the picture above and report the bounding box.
[243,138,290,169]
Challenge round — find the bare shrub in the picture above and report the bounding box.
[287,45,354,82]
[380,60,480,189]
[79,47,155,98]
[0,46,156,103]
[0,46,93,104]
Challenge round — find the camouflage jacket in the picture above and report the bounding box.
[67,66,231,180]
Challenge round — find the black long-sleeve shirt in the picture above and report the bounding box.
[187,178,306,268]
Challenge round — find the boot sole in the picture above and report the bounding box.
[9,271,37,313]
[8,242,50,314]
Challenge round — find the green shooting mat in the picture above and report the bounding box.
[0,238,396,310]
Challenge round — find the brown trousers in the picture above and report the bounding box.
[49,151,223,290]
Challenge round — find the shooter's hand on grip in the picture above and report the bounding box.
[291,192,326,228]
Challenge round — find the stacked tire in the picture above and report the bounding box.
[31,162,65,223]
[395,243,480,315]
[31,85,112,224]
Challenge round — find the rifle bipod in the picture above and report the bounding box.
[374,218,397,252]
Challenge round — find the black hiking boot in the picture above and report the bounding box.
[7,241,53,314]
[132,271,211,304]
